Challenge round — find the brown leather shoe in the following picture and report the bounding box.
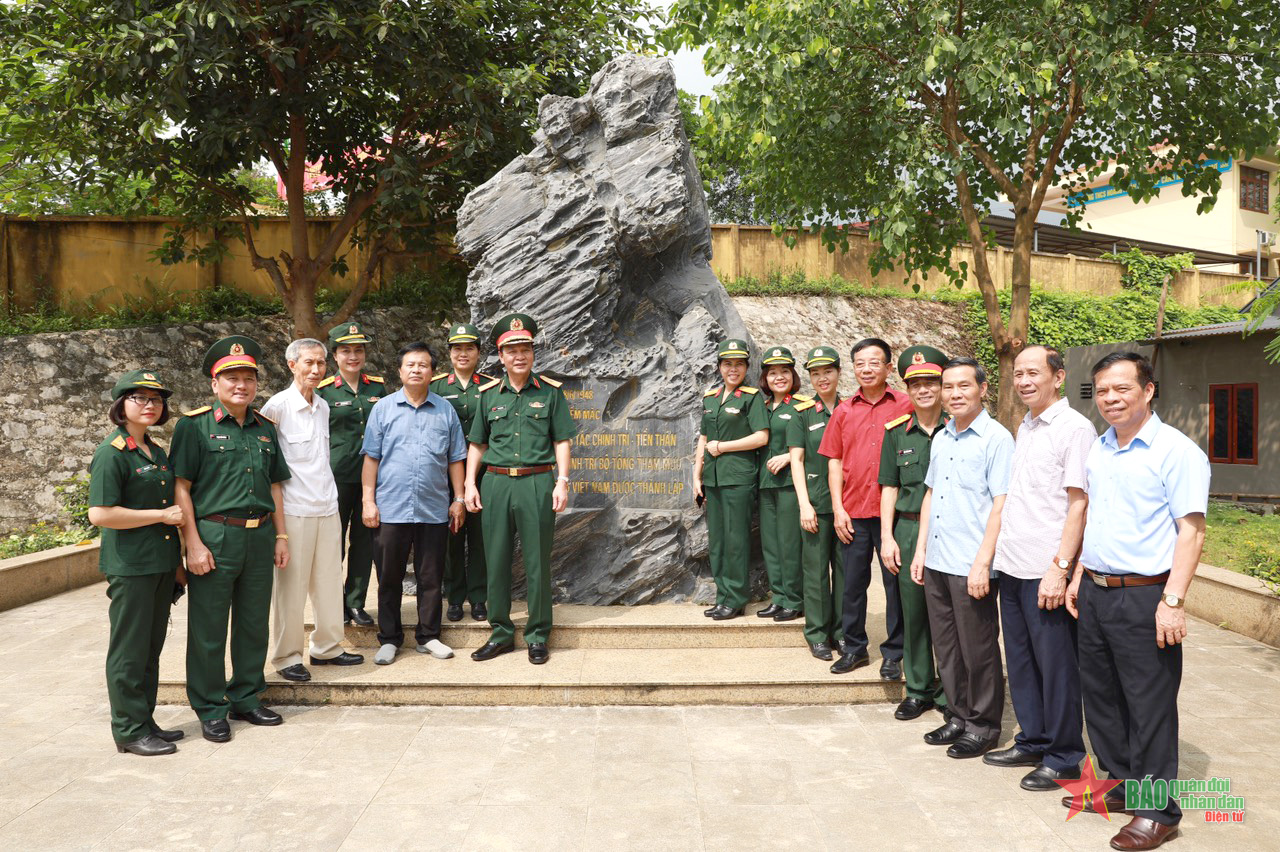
[1109,816,1180,850]
[1061,791,1130,815]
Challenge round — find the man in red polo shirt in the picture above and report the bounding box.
[819,338,912,676]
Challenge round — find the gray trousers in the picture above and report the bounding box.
[924,568,1004,740]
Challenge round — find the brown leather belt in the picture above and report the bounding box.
[1084,568,1169,588]
[896,511,921,521]
[203,513,271,529]
[487,464,555,477]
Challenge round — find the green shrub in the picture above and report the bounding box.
[0,522,93,560]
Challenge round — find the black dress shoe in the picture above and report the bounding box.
[879,657,902,681]
[117,733,177,756]
[756,604,782,618]
[345,607,374,627]
[279,663,311,682]
[809,642,834,661]
[446,603,464,622]
[710,605,743,621]
[829,650,870,674]
[230,707,283,726]
[202,719,232,743]
[947,732,997,759]
[772,608,802,622]
[894,697,934,721]
[703,605,719,617]
[471,603,488,621]
[1021,764,1081,791]
[528,643,549,665]
[983,745,1045,767]
[149,725,184,743]
[312,651,364,666]
[923,719,965,745]
[471,640,516,661]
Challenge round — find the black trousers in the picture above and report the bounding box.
[924,568,1004,740]
[1000,575,1085,770]
[839,517,904,660]
[1078,580,1182,825]
[374,522,447,647]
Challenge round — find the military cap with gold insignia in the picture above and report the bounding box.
[716,338,750,361]
[202,335,262,377]
[804,346,841,370]
[111,368,173,400]
[491,312,537,348]
[328,321,372,349]
[447,322,481,346]
[898,344,948,382]
[761,346,795,366]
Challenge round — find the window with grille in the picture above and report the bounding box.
[1240,166,1270,214]
[1208,383,1257,465]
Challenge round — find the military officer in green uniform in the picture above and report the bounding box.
[694,339,769,620]
[757,346,807,622]
[88,370,185,756]
[464,313,575,665]
[878,344,949,720]
[430,322,495,623]
[171,336,292,743]
[788,347,844,660]
[316,321,385,627]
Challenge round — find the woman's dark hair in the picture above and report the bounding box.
[851,337,892,363]
[108,395,170,427]
[397,341,436,369]
[942,356,987,385]
[1091,351,1154,388]
[759,364,801,396]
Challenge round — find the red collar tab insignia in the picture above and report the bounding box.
[532,377,541,390]
[734,389,742,398]
[333,376,343,388]
[362,375,370,384]
[125,436,138,450]
[230,343,245,356]
[510,317,524,331]
[783,394,791,404]
[213,407,226,422]
[1057,756,1124,821]
[448,375,456,385]
[816,403,824,413]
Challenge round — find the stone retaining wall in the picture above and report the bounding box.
[0,540,101,612]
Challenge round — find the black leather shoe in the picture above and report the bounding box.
[923,719,965,745]
[983,745,1045,767]
[756,604,782,618]
[471,603,488,621]
[446,603,464,622]
[710,605,743,621]
[149,725,184,743]
[879,657,902,681]
[829,651,870,674]
[117,733,176,756]
[230,707,283,726]
[809,642,834,661]
[345,607,374,627]
[528,643,549,665]
[947,732,997,759]
[772,608,802,622]
[471,640,516,661]
[894,697,934,721]
[703,605,719,617]
[1022,764,1081,791]
[201,719,231,743]
[312,651,364,666]
[279,664,311,682]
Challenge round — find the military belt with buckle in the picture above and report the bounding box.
[487,464,555,477]
[203,513,271,529]
[1084,568,1169,588]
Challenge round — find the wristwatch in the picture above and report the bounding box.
[556,475,570,483]
[1054,557,1071,571]
[1162,592,1184,608]
[453,497,465,504]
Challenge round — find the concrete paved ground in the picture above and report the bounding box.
[0,583,1277,850]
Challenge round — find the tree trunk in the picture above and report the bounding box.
[283,264,324,341]
[995,208,1034,430]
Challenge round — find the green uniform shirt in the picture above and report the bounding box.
[700,385,769,488]
[171,403,292,516]
[877,412,949,514]
[88,428,182,576]
[430,370,496,437]
[468,374,577,466]
[786,396,839,514]
[759,394,808,489]
[316,372,386,483]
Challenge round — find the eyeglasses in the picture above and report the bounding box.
[126,394,165,407]
[853,360,886,369]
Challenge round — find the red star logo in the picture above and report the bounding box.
[1057,756,1124,821]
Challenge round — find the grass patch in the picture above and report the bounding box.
[1202,502,1280,594]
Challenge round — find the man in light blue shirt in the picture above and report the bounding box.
[910,357,1013,760]
[1065,352,1208,849]
[361,342,467,666]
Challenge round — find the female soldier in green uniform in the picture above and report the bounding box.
[88,369,185,755]
[756,347,806,622]
[693,339,769,620]
[788,347,844,660]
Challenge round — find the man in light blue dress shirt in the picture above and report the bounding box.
[1065,352,1208,851]
[909,357,1014,760]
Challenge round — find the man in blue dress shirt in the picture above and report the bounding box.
[1066,352,1209,851]
[361,342,467,666]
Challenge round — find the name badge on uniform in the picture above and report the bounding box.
[334,400,353,407]
[211,434,229,440]
[808,422,824,431]
[724,406,740,414]
[368,396,380,402]
[778,413,792,420]
[898,448,915,455]
[258,436,272,443]
[529,401,545,408]
[135,464,157,474]
[444,394,459,399]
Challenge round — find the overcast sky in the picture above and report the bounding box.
[668,46,720,99]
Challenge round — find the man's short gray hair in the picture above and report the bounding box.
[285,338,327,363]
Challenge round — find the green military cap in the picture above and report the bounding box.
[328,321,372,349]
[761,346,795,366]
[202,335,262,377]
[898,345,948,381]
[111,368,173,400]
[491,312,538,348]
[716,338,750,360]
[804,346,841,370]
[447,322,481,346]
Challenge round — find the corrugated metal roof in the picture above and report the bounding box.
[1143,315,1280,343]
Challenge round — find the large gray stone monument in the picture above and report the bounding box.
[455,53,758,604]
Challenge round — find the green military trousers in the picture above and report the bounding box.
[895,517,946,705]
[800,513,844,647]
[186,520,275,720]
[337,482,375,609]
[444,509,487,607]
[759,486,804,611]
[704,484,753,610]
[481,471,554,645]
[105,572,172,743]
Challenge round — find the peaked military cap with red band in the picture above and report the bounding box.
[491,313,538,348]
[898,344,948,382]
[111,369,173,401]
[203,335,262,377]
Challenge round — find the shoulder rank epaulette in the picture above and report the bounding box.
[793,400,815,412]
[317,376,336,388]
[793,393,811,402]
[254,409,276,425]
[704,387,720,397]
[365,374,385,383]
[740,386,759,395]
[431,372,449,382]
[539,374,563,388]
[475,371,494,383]
[110,435,127,450]
[183,405,212,418]
[478,377,502,392]
[885,414,911,430]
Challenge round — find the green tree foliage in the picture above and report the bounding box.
[677,91,764,225]
[0,1,650,338]
[667,0,1280,426]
